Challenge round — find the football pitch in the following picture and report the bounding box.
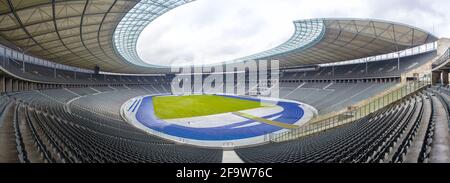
[152,95,264,119]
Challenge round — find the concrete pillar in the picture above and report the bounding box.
[443,70,449,85]
[0,76,5,93]
[18,80,23,91]
[12,79,18,92]
[5,78,12,92]
[24,82,29,91]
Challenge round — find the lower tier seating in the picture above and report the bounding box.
[236,90,448,163]
[0,87,222,163]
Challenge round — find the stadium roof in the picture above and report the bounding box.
[228,18,439,68]
[0,0,439,73]
[0,0,183,73]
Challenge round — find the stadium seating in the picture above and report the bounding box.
[0,88,222,163]
[281,51,436,80]
[235,90,444,163]
[279,82,397,114]
[0,56,174,85]
[0,48,445,163]
[0,51,435,86]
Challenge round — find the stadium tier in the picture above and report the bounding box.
[237,87,450,163]
[279,82,397,114]
[1,90,222,163]
[281,50,437,80]
[1,1,450,164]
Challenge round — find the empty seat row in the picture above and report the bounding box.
[1,86,222,163]
[235,93,431,163]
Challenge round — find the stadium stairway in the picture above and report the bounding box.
[0,101,20,162]
[403,93,433,162]
[222,150,244,163]
[427,89,450,162]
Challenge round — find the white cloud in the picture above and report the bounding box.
[137,0,449,66]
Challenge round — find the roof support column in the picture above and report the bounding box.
[5,77,12,93]
[365,58,368,75]
[0,76,5,93]
[2,48,5,67]
[12,79,18,92]
[397,47,400,72]
[332,66,335,77]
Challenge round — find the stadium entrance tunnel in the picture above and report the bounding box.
[432,70,449,85]
[121,94,316,149]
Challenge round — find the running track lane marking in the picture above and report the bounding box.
[233,112,300,129]
[132,99,141,112]
[128,99,138,111]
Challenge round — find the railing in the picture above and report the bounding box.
[432,48,450,68]
[270,78,430,142]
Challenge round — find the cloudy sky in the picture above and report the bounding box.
[136,0,450,66]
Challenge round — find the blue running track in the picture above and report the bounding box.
[134,95,304,140]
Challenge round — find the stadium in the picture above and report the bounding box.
[0,0,450,164]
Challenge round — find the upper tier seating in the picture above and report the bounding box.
[281,51,436,80]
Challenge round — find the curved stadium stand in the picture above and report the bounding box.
[235,91,445,163]
[1,89,223,163]
[2,0,450,164]
[1,49,449,163]
[1,83,448,163]
[4,84,440,163]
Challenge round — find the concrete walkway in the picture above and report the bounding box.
[404,96,431,163]
[0,102,19,163]
[222,150,244,163]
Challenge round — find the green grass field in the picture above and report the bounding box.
[153,95,264,119]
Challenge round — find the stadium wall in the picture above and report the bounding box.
[431,38,450,85]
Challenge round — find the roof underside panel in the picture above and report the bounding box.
[0,0,173,73]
